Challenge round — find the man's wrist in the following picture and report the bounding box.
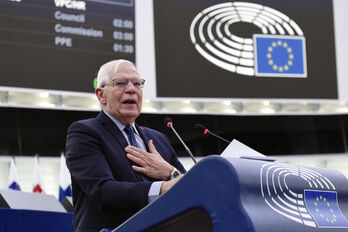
[169,166,181,180]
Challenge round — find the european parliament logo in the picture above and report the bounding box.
[254,35,307,78]
[305,190,348,228]
[190,2,307,77]
[260,163,348,229]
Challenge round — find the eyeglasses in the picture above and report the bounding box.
[105,78,145,90]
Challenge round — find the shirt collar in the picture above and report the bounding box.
[103,110,139,135]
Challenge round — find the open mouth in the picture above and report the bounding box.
[122,99,136,105]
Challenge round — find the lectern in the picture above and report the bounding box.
[113,156,348,232]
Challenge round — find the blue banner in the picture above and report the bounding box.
[304,190,348,228]
[254,35,306,77]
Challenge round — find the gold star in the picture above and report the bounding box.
[268,47,273,52]
[315,202,318,206]
[284,65,289,70]
[277,40,282,46]
[279,67,283,72]
[273,65,278,70]
[288,60,293,66]
[267,53,272,58]
[272,42,276,47]
[268,60,273,65]
[287,47,292,53]
[283,42,288,48]
[289,54,294,59]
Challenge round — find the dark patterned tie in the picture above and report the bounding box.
[124,125,148,181]
[124,125,138,147]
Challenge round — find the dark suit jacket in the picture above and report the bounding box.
[66,111,185,231]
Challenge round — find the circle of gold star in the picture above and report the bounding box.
[314,195,337,224]
[266,40,294,73]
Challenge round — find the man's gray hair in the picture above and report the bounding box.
[96,59,136,88]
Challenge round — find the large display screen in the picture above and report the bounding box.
[0,0,135,93]
[154,0,338,99]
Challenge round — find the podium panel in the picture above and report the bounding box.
[146,208,212,232]
[113,156,348,232]
[0,208,73,232]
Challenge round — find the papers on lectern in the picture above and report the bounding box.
[221,139,275,161]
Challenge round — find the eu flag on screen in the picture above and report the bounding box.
[254,35,307,77]
[304,190,348,228]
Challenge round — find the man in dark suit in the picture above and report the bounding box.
[66,59,185,231]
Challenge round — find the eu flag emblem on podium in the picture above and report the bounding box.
[304,190,348,228]
[254,35,307,77]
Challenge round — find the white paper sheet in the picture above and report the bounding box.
[221,139,266,158]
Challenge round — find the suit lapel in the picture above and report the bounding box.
[96,111,128,148]
[96,111,143,181]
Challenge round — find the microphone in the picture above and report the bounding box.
[164,117,197,164]
[195,124,276,162]
[195,123,231,144]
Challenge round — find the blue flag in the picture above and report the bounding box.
[8,159,21,191]
[304,190,348,228]
[59,186,72,202]
[59,154,72,202]
[9,182,21,191]
[254,35,307,77]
